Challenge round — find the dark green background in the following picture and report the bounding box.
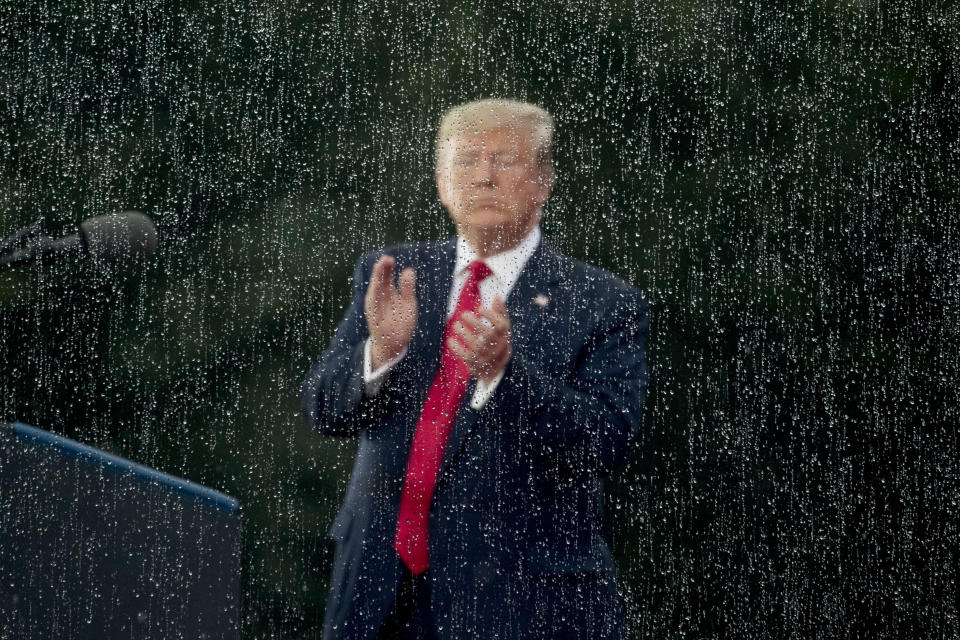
[1,0,957,637]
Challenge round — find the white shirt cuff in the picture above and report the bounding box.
[469,371,505,410]
[363,339,407,397]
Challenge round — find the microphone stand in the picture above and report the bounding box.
[0,222,83,271]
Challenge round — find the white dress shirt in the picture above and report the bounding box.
[363,225,542,410]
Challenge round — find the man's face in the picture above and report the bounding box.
[437,125,552,244]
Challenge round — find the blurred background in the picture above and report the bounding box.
[1,0,957,637]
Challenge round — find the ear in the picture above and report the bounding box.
[436,166,452,210]
[534,163,555,207]
[435,142,455,210]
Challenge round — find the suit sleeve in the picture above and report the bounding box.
[484,288,649,476]
[300,251,396,437]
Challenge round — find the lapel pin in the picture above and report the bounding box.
[533,294,549,308]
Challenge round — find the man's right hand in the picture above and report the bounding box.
[365,255,418,370]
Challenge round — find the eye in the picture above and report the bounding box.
[456,154,479,168]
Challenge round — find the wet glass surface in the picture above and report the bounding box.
[1,1,957,637]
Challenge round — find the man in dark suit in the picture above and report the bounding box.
[301,99,649,639]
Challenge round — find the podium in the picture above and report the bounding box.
[0,423,242,639]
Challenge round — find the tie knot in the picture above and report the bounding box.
[467,260,492,283]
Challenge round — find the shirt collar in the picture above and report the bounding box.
[454,225,542,286]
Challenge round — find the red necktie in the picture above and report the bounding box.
[394,259,492,574]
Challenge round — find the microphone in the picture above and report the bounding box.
[0,212,158,271]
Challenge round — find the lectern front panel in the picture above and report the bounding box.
[0,423,242,640]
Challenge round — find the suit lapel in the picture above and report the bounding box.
[407,239,456,380]
[436,240,565,483]
[504,240,564,350]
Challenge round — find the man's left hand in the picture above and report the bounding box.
[448,296,512,383]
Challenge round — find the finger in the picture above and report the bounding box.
[365,265,383,311]
[476,306,509,333]
[368,257,383,291]
[458,312,485,334]
[447,336,472,364]
[399,267,416,303]
[456,322,498,363]
[378,255,396,292]
[368,255,392,298]
[480,297,508,323]
[458,316,501,353]
[452,321,481,350]
[475,306,503,324]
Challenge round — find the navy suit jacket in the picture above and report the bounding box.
[301,237,649,639]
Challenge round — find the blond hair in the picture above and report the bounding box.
[435,99,554,171]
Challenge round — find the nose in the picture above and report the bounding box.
[475,155,497,184]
